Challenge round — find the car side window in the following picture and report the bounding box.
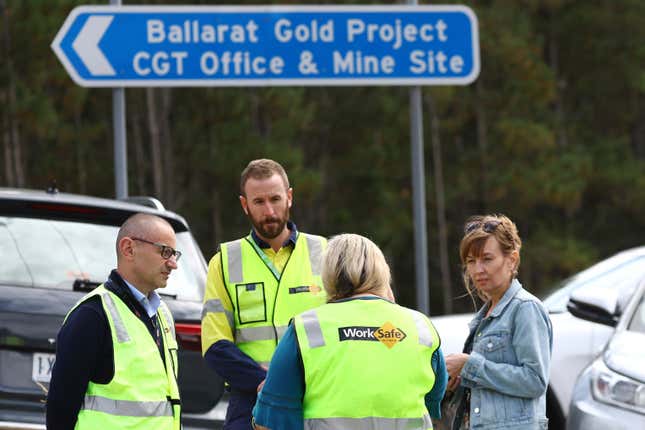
[543,254,645,313]
[627,293,645,334]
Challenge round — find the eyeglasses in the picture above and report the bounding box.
[464,220,500,234]
[131,237,182,261]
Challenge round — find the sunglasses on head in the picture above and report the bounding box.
[464,220,500,234]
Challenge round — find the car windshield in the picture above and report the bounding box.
[542,251,645,313]
[0,216,205,301]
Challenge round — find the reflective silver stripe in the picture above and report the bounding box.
[202,299,235,329]
[226,240,243,283]
[82,395,173,417]
[275,325,289,340]
[305,235,323,276]
[406,309,434,348]
[158,303,175,341]
[235,326,276,343]
[304,414,432,430]
[300,310,325,348]
[101,292,130,343]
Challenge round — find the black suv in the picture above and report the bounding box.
[0,187,224,429]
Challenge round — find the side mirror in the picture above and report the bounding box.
[566,285,620,327]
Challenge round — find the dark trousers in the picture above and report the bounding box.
[224,392,257,430]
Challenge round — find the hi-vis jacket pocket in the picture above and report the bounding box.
[236,282,267,324]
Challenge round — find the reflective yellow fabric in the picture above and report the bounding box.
[204,233,327,364]
[66,286,181,430]
[294,299,439,429]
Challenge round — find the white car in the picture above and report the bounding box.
[566,275,645,429]
[432,246,645,430]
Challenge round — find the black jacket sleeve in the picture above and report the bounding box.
[46,298,112,430]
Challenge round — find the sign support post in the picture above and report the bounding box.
[407,0,429,315]
[111,0,127,199]
[409,86,429,315]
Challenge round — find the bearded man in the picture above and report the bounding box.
[201,159,327,430]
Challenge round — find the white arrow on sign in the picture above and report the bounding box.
[72,15,115,76]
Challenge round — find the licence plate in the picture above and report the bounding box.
[32,353,56,383]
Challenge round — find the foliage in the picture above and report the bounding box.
[1,0,643,314]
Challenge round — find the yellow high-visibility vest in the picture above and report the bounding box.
[66,285,181,430]
[294,298,440,430]
[220,232,327,365]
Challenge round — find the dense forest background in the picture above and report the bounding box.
[1,0,644,315]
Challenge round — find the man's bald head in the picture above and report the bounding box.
[116,213,174,259]
[116,213,178,294]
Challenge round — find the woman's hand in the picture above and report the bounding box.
[445,353,469,392]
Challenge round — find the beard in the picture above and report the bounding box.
[248,206,290,240]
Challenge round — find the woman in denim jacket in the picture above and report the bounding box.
[445,214,553,430]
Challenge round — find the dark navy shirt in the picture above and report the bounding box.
[46,270,165,430]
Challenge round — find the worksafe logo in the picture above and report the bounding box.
[374,322,407,349]
[338,322,406,349]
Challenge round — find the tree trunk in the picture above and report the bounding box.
[1,0,24,187]
[426,93,453,314]
[8,84,23,187]
[249,89,269,138]
[631,94,645,159]
[131,106,147,195]
[2,89,14,186]
[548,9,568,147]
[146,88,163,198]
[75,112,87,194]
[161,88,177,208]
[475,78,489,209]
[209,140,223,248]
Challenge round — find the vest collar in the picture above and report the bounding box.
[106,270,150,321]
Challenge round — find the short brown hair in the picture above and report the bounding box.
[459,214,522,302]
[240,159,290,196]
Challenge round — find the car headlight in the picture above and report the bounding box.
[591,358,645,414]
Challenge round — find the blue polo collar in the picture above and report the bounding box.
[122,278,161,319]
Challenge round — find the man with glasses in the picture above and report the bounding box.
[47,213,183,430]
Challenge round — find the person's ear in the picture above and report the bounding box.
[240,195,249,216]
[286,187,293,209]
[508,250,519,273]
[119,237,135,260]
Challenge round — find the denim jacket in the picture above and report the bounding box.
[460,279,553,430]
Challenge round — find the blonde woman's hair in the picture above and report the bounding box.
[322,234,391,301]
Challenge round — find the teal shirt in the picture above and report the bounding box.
[253,297,448,429]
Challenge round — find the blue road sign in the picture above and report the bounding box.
[51,5,479,87]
